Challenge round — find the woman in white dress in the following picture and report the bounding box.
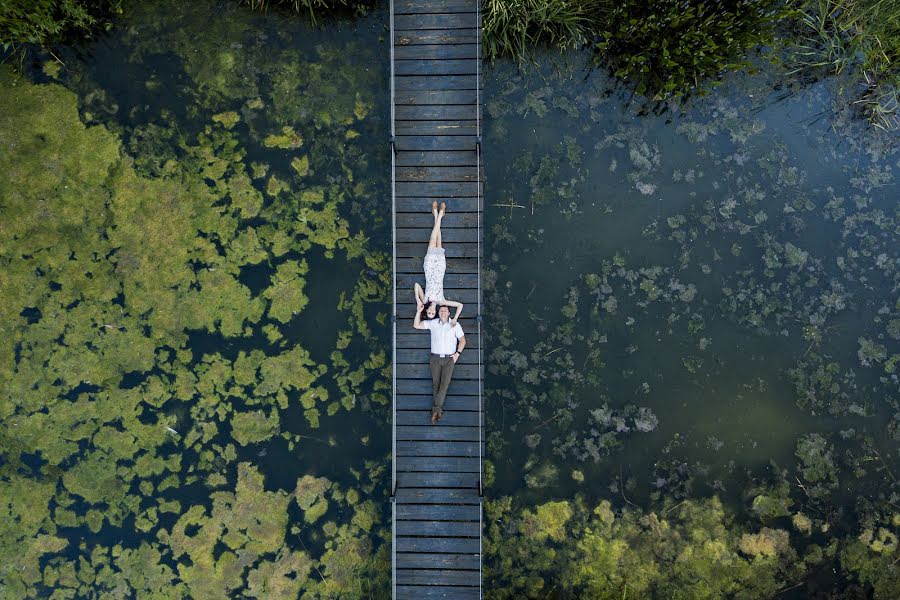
[414,201,463,323]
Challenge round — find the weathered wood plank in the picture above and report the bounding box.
[396,456,481,473]
[395,257,479,274]
[396,331,479,348]
[396,536,481,554]
[397,272,478,289]
[396,441,481,457]
[397,425,481,442]
[394,47,477,64]
[395,151,478,167]
[395,105,476,121]
[396,585,481,600]
[395,135,475,151]
[394,363,480,381]
[394,14,479,30]
[395,29,479,46]
[395,553,480,570]
[396,395,480,412]
[395,165,479,182]
[396,409,480,425]
[396,181,481,197]
[395,487,481,503]
[396,348,478,364]
[395,59,476,77]
[395,569,480,586]
[396,503,481,521]
[396,196,480,212]
[396,521,480,537]
[393,74,479,90]
[394,0,475,14]
[395,227,478,243]
[395,242,479,258]
[397,471,480,489]
[396,121,477,136]
[395,213,478,230]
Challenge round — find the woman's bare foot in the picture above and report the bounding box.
[431,200,438,217]
[439,201,446,217]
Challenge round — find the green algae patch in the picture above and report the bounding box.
[263,126,303,149]
[212,111,240,129]
[231,409,280,446]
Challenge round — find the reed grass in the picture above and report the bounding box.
[790,0,900,128]
[0,0,121,51]
[482,0,609,63]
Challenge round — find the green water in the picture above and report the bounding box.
[1,1,898,597]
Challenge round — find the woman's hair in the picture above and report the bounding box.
[419,301,437,322]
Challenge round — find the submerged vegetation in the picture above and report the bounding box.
[0,1,391,596]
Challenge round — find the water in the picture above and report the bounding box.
[3,1,899,597]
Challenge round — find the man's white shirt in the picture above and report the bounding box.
[424,318,464,355]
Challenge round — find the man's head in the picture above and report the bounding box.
[438,305,450,322]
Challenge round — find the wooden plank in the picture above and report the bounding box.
[395,257,479,274]
[395,151,478,167]
[395,165,479,182]
[394,14,478,30]
[396,521,480,537]
[395,487,481,503]
[395,59,476,77]
[395,213,478,230]
[395,105,476,121]
[393,74,478,91]
[395,569,480,586]
[395,553,480,570]
[395,182,481,198]
[397,425,481,441]
[396,331,479,348]
[395,29,479,46]
[397,472,480,488]
[396,456,481,473]
[396,503,480,520]
[393,57,478,75]
[395,135,475,151]
[396,395,480,412]
[396,536,481,554]
[395,227,478,243]
[396,441,480,457]
[396,348,479,364]
[394,0,475,14]
[397,272,477,289]
[396,242,479,258]
[396,121,477,136]
[394,363,480,380]
[396,196,480,211]
[396,409,479,426]
[396,585,480,600]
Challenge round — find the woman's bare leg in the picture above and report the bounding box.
[428,202,441,250]
[436,202,446,248]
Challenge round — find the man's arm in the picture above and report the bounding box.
[413,300,428,330]
[452,335,466,362]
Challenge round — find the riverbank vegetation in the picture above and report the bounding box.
[483,0,900,127]
[0,0,121,51]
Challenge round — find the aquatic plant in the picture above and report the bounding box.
[482,0,609,63]
[789,0,900,129]
[0,0,121,51]
[595,0,789,100]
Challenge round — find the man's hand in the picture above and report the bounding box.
[449,318,457,328]
[452,351,460,363]
[416,299,424,311]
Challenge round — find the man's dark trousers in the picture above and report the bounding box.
[429,354,455,416]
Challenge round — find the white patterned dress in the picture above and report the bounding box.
[423,247,446,303]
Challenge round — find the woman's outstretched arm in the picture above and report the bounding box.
[441,299,463,324]
[414,282,425,304]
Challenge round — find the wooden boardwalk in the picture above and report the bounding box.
[390,0,483,597]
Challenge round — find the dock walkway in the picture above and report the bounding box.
[390,0,483,597]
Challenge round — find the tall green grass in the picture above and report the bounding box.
[791,0,900,128]
[242,0,376,22]
[482,0,609,63]
[0,0,121,51]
